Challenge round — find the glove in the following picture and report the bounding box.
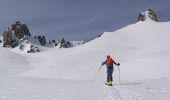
[118,63,120,66]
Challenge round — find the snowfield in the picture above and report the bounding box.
[1,19,170,100]
[20,20,170,81]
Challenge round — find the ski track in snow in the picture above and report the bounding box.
[106,86,123,100]
[108,78,170,100]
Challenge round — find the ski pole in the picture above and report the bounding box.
[94,65,103,78]
[118,65,121,85]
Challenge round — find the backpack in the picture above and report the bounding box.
[106,58,112,65]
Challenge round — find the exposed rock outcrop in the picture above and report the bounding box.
[2,28,18,48]
[34,35,46,46]
[2,21,31,47]
[19,39,40,53]
[11,21,31,39]
[59,38,85,48]
[137,9,158,22]
[1,21,85,53]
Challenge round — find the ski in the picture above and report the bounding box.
[105,83,113,86]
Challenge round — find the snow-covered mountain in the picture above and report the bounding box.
[0,21,85,53]
[1,9,170,100]
[20,12,170,81]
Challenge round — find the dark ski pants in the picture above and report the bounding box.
[107,67,113,82]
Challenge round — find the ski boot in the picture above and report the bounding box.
[105,81,112,86]
[108,81,112,86]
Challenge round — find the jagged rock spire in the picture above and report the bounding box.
[11,21,31,39]
[2,21,31,47]
[137,9,158,22]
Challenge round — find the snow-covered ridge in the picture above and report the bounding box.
[20,20,170,81]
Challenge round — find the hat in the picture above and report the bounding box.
[107,55,110,59]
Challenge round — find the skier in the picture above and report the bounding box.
[101,55,120,86]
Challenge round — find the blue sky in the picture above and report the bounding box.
[0,0,170,41]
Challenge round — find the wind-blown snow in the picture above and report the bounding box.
[1,19,170,100]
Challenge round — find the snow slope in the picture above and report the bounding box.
[21,20,170,81]
[1,18,170,100]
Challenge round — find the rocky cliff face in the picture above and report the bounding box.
[1,21,40,53]
[1,21,85,53]
[137,9,158,22]
[11,21,31,39]
[2,28,15,47]
[2,21,31,47]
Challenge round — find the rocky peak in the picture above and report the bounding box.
[137,9,158,22]
[11,21,31,39]
[2,21,31,47]
[1,21,85,53]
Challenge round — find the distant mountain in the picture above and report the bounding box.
[0,21,85,53]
